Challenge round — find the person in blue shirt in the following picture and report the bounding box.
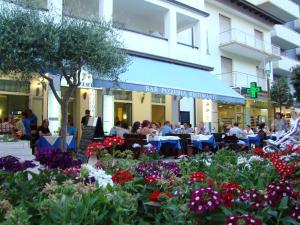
[109,121,121,136]
[22,111,31,140]
[27,109,38,130]
[161,121,173,136]
[67,122,77,136]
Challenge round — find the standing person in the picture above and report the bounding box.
[257,123,267,148]
[67,122,77,136]
[81,109,91,129]
[274,112,287,132]
[290,111,298,128]
[131,121,140,134]
[22,112,31,140]
[27,109,38,130]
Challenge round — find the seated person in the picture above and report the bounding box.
[0,117,14,134]
[182,123,193,134]
[257,123,267,148]
[109,121,121,136]
[117,122,130,138]
[138,120,154,137]
[131,121,140,134]
[161,121,173,135]
[195,122,210,135]
[150,122,159,135]
[37,119,52,137]
[243,125,254,135]
[229,122,246,145]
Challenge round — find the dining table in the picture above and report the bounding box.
[37,135,76,150]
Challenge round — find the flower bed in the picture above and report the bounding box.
[0,143,300,224]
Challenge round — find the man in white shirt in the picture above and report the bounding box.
[229,123,246,145]
[243,125,254,135]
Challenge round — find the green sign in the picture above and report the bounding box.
[246,82,262,98]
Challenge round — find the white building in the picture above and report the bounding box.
[247,0,300,114]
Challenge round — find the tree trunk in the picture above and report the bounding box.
[61,99,69,151]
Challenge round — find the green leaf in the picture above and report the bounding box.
[278,196,289,210]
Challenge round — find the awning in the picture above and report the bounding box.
[94,56,244,104]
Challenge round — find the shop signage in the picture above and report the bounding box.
[145,86,217,100]
[60,70,93,89]
[246,82,262,99]
[203,100,212,122]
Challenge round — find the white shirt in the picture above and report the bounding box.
[290,117,298,127]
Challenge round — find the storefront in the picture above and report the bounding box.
[217,104,244,132]
[93,54,244,134]
[245,99,269,129]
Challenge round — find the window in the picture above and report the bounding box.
[221,56,233,86]
[152,105,165,125]
[254,29,264,50]
[112,90,132,101]
[0,80,30,93]
[63,0,99,20]
[114,102,132,125]
[152,94,165,104]
[177,13,199,48]
[219,14,231,43]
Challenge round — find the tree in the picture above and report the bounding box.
[0,5,128,150]
[270,76,293,113]
[291,65,300,102]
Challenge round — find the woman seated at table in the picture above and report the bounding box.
[131,121,141,134]
[118,122,130,138]
[243,125,254,135]
[37,119,52,136]
[150,122,159,135]
[138,120,155,137]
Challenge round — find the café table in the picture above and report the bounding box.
[148,136,181,152]
[191,134,216,150]
[240,134,260,147]
[37,135,76,150]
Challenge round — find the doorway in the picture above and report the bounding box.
[152,105,165,125]
[114,102,132,125]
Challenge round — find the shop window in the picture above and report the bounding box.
[0,94,29,119]
[112,90,132,101]
[0,80,30,93]
[152,105,165,125]
[114,102,132,125]
[63,0,99,20]
[151,94,165,104]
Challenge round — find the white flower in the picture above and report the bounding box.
[81,164,113,188]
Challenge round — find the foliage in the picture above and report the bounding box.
[0,5,128,150]
[291,65,300,102]
[271,76,293,112]
[1,145,300,224]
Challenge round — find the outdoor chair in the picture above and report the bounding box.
[123,134,147,158]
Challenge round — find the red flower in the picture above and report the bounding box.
[112,170,134,183]
[85,142,104,157]
[149,190,172,202]
[208,178,214,186]
[103,136,124,148]
[145,175,161,183]
[190,172,206,182]
[222,192,235,208]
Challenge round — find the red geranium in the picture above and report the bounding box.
[112,170,134,183]
[222,192,235,208]
[103,136,124,148]
[190,172,206,182]
[149,190,172,202]
[85,142,104,157]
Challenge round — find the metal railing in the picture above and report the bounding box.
[215,71,268,91]
[219,28,280,57]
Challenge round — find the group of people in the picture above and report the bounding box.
[109,120,211,138]
[0,109,51,140]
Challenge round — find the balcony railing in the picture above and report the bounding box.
[219,28,280,57]
[215,71,268,91]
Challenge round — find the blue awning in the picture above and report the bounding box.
[94,56,244,104]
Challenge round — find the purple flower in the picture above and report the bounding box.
[188,186,223,215]
[144,146,157,155]
[239,189,264,209]
[225,214,262,225]
[264,180,294,207]
[159,161,181,176]
[35,148,81,170]
[0,156,36,172]
[290,205,300,223]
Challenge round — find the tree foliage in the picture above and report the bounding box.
[0,5,129,150]
[291,65,300,102]
[270,76,293,112]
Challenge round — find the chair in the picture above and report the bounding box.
[212,133,225,150]
[169,133,191,155]
[123,134,147,158]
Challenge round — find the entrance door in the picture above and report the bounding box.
[32,97,43,125]
[221,56,233,86]
[179,111,190,124]
[114,102,132,125]
[152,105,165,125]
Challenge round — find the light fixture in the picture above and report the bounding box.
[140,93,146,104]
[123,113,127,120]
[82,92,87,100]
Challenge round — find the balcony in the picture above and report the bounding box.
[215,71,268,91]
[247,0,299,22]
[295,19,300,32]
[273,55,300,76]
[219,29,281,62]
[271,25,300,50]
[63,0,100,20]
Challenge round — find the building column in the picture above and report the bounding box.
[165,9,177,58]
[99,0,113,21]
[48,0,63,23]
